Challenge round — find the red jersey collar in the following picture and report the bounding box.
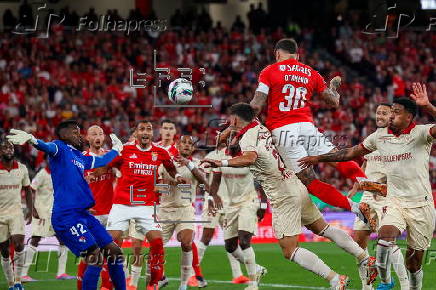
[388,122,416,137]
[134,140,152,152]
[45,167,51,174]
[235,120,260,140]
[0,161,19,170]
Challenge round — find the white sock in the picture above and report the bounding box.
[130,265,142,287]
[242,247,257,285]
[180,251,193,286]
[408,268,423,290]
[230,248,246,264]
[13,249,26,283]
[57,245,68,276]
[1,257,14,286]
[357,248,374,290]
[197,241,207,263]
[290,247,333,281]
[227,251,243,278]
[23,245,37,277]
[376,240,394,284]
[322,225,367,262]
[391,245,409,289]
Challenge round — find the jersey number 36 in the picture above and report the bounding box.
[279,84,308,111]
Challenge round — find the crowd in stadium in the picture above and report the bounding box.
[0,6,435,192]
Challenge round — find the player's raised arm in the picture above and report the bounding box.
[7,129,59,156]
[84,134,123,169]
[410,82,436,118]
[320,76,341,108]
[298,144,371,169]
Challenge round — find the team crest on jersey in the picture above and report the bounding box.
[129,153,138,159]
[279,65,286,71]
[152,152,158,161]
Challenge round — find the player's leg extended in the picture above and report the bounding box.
[0,239,15,288]
[279,236,349,288]
[56,239,76,280]
[177,229,194,289]
[391,245,409,290]
[406,247,425,290]
[146,230,165,288]
[129,237,144,289]
[22,236,41,281]
[198,227,214,263]
[237,230,259,289]
[10,234,26,286]
[353,230,374,289]
[101,242,126,290]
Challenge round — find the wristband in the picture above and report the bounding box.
[187,161,196,171]
[260,202,267,210]
[207,195,214,202]
[221,159,229,167]
[175,173,182,179]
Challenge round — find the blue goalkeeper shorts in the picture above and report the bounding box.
[52,210,113,257]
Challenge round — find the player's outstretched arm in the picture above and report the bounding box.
[298,144,370,169]
[174,155,210,192]
[410,82,436,118]
[320,76,341,108]
[250,91,268,116]
[201,151,257,168]
[7,129,59,155]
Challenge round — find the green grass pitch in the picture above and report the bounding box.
[1,240,435,289]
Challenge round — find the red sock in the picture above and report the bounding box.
[335,161,366,182]
[148,238,164,286]
[77,260,87,290]
[307,179,351,210]
[101,261,113,290]
[191,242,203,277]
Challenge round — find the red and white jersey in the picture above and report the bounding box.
[154,141,179,157]
[84,149,116,215]
[110,142,175,206]
[256,58,327,130]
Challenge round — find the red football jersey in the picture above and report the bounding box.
[257,58,327,130]
[110,142,175,206]
[84,150,115,215]
[154,141,179,157]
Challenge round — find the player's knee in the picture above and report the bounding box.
[31,236,41,247]
[283,246,298,260]
[0,242,9,258]
[12,239,24,252]
[180,241,192,252]
[238,238,251,250]
[83,246,104,266]
[224,240,238,253]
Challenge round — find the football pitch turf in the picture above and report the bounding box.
[1,240,435,289]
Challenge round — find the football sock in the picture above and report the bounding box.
[130,265,142,287]
[107,256,126,290]
[22,245,37,277]
[408,268,423,290]
[101,262,113,290]
[227,249,243,278]
[13,249,25,283]
[307,179,351,210]
[391,245,409,289]
[191,242,203,277]
[77,259,87,289]
[82,265,101,290]
[320,225,367,261]
[290,247,334,281]
[180,250,193,286]
[57,245,68,276]
[197,241,207,263]
[1,257,14,286]
[148,238,164,286]
[229,247,245,264]
[242,247,257,285]
[335,161,366,182]
[357,248,372,290]
[376,240,394,284]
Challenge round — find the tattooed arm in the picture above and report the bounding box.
[320,76,341,108]
[250,91,268,116]
[298,144,371,169]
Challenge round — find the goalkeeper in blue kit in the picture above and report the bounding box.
[7,120,126,290]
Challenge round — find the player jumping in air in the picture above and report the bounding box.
[249,38,380,222]
[348,104,409,289]
[6,120,126,290]
[106,120,187,290]
[0,138,34,290]
[204,103,378,290]
[21,161,76,283]
[299,96,435,290]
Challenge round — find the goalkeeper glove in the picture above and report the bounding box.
[110,134,123,154]
[6,129,37,145]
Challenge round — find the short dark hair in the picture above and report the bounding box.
[378,103,392,108]
[275,38,298,54]
[393,98,417,118]
[55,119,80,138]
[160,119,176,126]
[230,103,255,122]
[134,120,152,130]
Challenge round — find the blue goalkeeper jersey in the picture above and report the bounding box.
[35,139,118,215]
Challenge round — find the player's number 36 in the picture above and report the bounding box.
[70,223,87,236]
[279,84,308,111]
